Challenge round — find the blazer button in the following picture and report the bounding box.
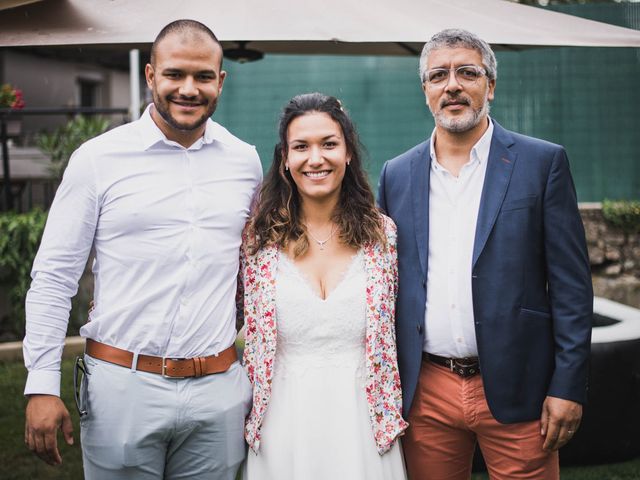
[417,324,423,334]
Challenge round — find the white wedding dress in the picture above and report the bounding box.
[244,251,406,480]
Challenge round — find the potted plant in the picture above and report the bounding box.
[0,83,25,136]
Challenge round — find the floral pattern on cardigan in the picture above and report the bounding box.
[238,214,408,455]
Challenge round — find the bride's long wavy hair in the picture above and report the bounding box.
[247,92,385,257]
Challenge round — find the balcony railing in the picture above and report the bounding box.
[0,107,129,212]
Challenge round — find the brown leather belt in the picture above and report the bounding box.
[86,339,237,378]
[424,352,480,378]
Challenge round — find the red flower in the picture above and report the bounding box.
[0,83,25,109]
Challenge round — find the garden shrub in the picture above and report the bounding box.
[0,209,47,339]
[602,199,640,235]
[37,115,109,181]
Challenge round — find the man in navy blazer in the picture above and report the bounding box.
[378,29,592,479]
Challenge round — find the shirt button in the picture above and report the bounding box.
[456,337,463,343]
[451,304,456,310]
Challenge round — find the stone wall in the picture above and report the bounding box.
[581,203,640,309]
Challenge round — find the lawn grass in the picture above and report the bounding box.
[2,358,639,479]
[0,358,83,479]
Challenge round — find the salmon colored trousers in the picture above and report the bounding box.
[403,360,559,480]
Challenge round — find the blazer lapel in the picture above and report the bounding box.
[410,142,431,281]
[472,123,516,267]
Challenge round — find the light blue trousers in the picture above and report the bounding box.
[79,353,252,479]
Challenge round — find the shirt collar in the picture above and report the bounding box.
[138,104,220,151]
[429,117,495,171]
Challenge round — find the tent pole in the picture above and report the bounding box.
[1,116,13,211]
[129,49,140,121]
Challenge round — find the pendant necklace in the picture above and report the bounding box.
[306,224,335,250]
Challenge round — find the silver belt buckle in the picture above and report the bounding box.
[162,357,188,379]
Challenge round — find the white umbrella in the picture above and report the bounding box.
[1,0,640,52]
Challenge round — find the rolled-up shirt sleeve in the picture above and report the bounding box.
[23,147,99,396]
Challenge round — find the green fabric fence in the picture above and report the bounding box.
[214,3,639,202]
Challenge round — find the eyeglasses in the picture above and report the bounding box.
[424,65,487,87]
[73,356,88,417]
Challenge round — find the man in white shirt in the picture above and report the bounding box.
[23,19,262,479]
[379,29,592,479]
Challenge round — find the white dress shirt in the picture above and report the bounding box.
[23,106,262,396]
[423,119,494,358]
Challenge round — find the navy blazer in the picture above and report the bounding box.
[378,121,593,423]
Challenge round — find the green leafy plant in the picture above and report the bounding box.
[0,209,47,338]
[37,115,109,181]
[602,199,640,235]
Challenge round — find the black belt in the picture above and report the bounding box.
[424,353,480,378]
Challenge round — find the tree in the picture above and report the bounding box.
[37,115,109,181]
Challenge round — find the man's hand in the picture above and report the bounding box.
[25,394,74,465]
[540,395,582,451]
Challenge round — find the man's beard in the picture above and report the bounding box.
[431,92,490,133]
[153,92,218,132]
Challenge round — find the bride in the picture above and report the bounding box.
[239,93,407,480]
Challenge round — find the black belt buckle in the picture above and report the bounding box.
[425,353,480,378]
[451,357,480,378]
